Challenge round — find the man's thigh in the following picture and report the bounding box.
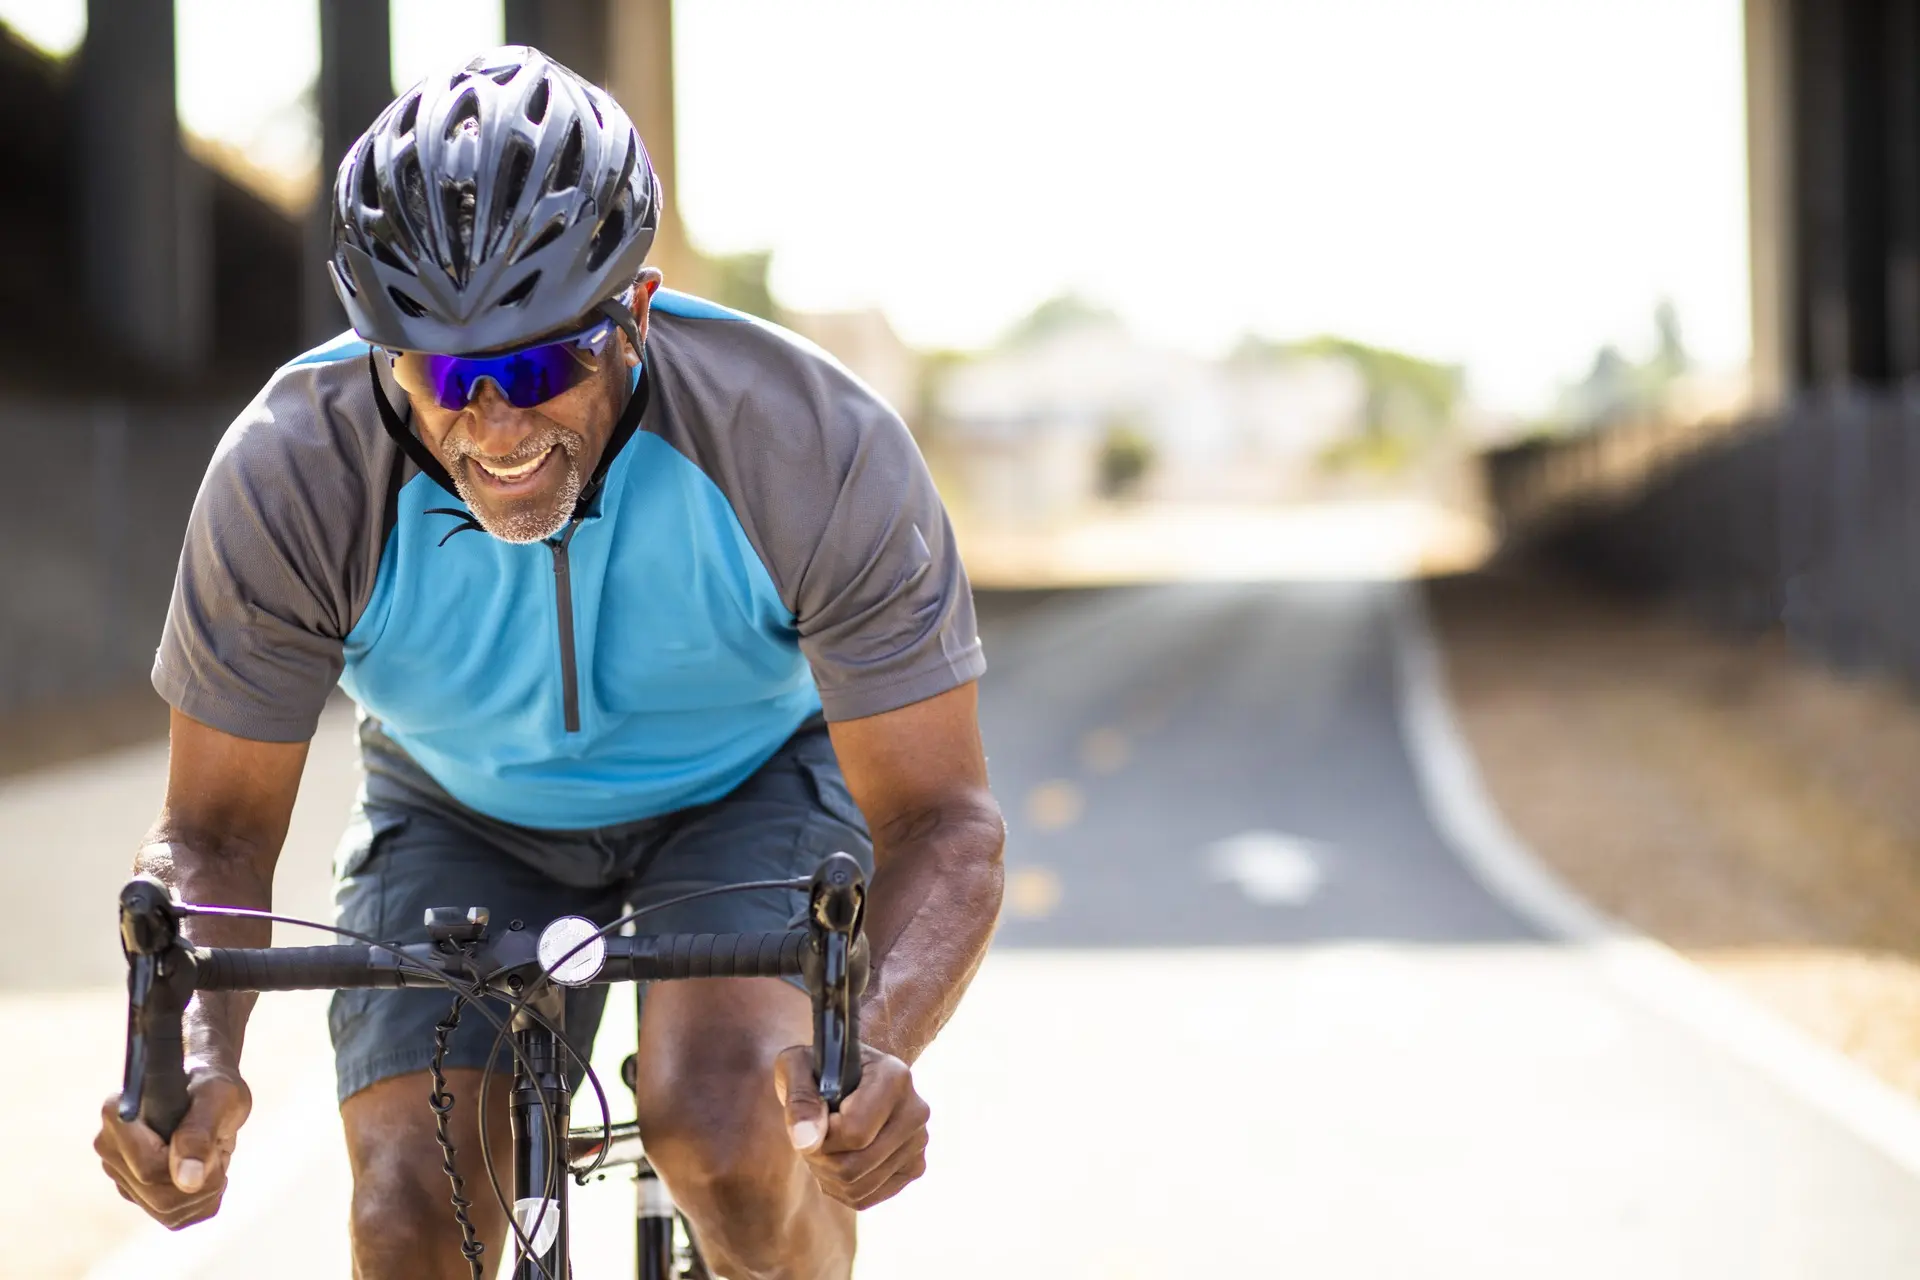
[626,720,872,963]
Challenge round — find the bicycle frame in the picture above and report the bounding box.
[510,984,573,1278]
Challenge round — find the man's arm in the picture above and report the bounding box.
[94,708,307,1228]
[827,681,1004,1063]
[772,681,1003,1209]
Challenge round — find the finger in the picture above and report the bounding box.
[831,1129,929,1206]
[819,1101,928,1185]
[773,1045,830,1155]
[817,1059,911,1154]
[853,1152,929,1211]
[99,1097,171,1184]
[168,1083,241,1194]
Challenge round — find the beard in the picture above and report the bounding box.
[442,424,588,544]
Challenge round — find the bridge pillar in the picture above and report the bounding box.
[306,0,393,344]
[78,0,209,376]
[507,0,702,293]
[505,0,611,85]
[1748,0,1920,399]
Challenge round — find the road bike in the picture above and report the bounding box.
[117,852,868,1279]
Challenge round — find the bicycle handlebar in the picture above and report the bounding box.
[118,852,868,1141]
[187,930,817,992]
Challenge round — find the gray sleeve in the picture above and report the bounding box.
[151,363,393,742]
[653,321,985,722]
[789,393,986,722]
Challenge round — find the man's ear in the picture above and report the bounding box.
[627,268,665,365]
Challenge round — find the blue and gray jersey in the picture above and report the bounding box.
[153,290,985,830]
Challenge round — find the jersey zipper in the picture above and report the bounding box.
[547,520,584,734]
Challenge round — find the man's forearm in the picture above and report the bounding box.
[857,796,1005,1065]
[136,830,279,1069]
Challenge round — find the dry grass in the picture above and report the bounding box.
[1430,566,1920,1099]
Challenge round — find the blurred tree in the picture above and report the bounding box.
[703,249,782,323]
[1547,299,1694,432]
[998,293,1123,348]
[1649,296,1690,384]
[1097,417,1155,498]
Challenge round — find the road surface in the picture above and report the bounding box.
[7,581,1920,1278]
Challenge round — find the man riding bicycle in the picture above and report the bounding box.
[91,46,1005,1279]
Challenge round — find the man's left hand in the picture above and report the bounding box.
[773,1043,930,1210]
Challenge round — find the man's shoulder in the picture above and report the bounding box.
[199,333,408,535]
[646,292,908,477]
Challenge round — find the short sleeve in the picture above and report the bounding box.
[791,406,986,721]
[152,365,388,742]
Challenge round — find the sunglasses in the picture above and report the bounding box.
[389,313,622,411]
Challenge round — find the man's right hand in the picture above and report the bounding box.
[95,1066,252,1229]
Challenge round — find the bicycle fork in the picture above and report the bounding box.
[512,990,572,1280]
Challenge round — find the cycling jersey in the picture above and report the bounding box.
[154,290,984,829]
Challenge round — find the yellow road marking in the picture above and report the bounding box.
[1025,779,1084,831]
[1079,727,1130,774]
[1004,866,1064,920]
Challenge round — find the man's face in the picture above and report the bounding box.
[398,278,656,543]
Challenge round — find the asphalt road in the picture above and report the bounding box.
[9,581,1920,1278]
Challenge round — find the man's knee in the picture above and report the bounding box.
[640,1060,804,1219]
[344,1070,507,1279]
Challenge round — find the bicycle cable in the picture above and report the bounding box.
[174,876,818,1278]
[428,993,487,1280]
[170,902,581,1280]
[471,874,814,1263]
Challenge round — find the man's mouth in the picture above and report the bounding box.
[468,445,559,491]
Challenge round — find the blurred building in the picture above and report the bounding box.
[933,309,1367,527]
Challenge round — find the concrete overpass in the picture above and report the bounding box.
[1747,0,1920,405]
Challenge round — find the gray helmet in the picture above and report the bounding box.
[328,45,660,355]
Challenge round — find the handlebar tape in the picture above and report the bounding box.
[611,931,806,982]
[192,945,385,992]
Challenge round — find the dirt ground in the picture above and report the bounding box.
[1430,566,1920,1100]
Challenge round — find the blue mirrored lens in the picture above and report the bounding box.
[420,320,614,409]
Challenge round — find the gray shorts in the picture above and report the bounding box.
[327,716,871,1104]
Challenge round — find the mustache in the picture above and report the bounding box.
[445,425,584,467]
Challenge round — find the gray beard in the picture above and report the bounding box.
[445,430,586,544]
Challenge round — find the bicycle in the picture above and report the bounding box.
[116,851,869,1280]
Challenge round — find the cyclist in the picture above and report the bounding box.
[91,46,1004,1280]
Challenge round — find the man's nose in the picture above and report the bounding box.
[461,380,536,456]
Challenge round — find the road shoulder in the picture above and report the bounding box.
[1427,567,1920,1102]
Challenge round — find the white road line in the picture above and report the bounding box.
[1387,580,1920,1182]
[1205,830,1329,905]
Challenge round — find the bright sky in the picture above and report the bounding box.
[0,0,1747,412]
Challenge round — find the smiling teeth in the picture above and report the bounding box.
[478,448,552,480]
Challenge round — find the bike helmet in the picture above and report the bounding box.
[328,45,660,355]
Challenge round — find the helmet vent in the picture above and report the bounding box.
[586,91,604,128]
[612,135,637,198]
[357,139,381,210]
[444,87,482,141]
[499,272,540,308]
[396,92,421,137]
[330,253,358,298]
[549,121,584,193]
[398,155,431,242]
[492,140,535,251]
[388,286,428,318]
[444,179,478,275]
[371,237,415,276]
[515,217,566,264]
[525,76,550,124]
[587,188,631,272]
[488,66,518,85]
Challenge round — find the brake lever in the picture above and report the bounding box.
[118,876,197,1140]
[804,852,869,1112]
